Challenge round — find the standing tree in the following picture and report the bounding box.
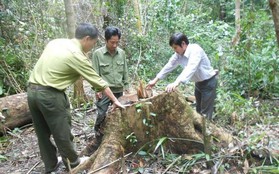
[64,0,76,38]
[269,0,279,47]
[133,0,142,33]
[232,0,241,46]
[64,0,88,106]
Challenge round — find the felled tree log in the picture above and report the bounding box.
[72,91,233,174]
[0,93,31,134]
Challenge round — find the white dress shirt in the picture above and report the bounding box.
[156,43,216,83]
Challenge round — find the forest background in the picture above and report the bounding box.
[0,0,278,173]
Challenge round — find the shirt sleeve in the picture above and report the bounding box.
[69,52,108,92]
[156,54,179,80]
[175,50,202,84]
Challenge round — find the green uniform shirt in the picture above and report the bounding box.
[92,46,128,93]
[29,38,108,91]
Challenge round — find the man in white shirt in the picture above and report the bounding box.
[147,33,217,119]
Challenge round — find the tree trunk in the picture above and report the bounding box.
[232,0,241,46]
[0,93,31,134]
[132,0,142,34]
[269,0,279,47]
[63,0,87,106]
[219,1,226,21]
[63,0,75,38]
[72,91,233,174]
[0,91,234,173]
[73,77,89,107]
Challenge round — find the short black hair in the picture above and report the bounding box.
[105,26,121,40]
[75,23,98,39]
[169,33,189,47]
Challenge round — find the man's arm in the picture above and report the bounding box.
[103,87,125,109]
[146,77,159,89]
[147,54,178,89]
[156,54,179,80]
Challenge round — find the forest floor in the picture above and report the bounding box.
[0,81,98,174]
[0,82,278,174]
[0,113,95,174]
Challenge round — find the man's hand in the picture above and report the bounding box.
[112,100,125,110]
[165,82,179,93]
[146,78,159,89]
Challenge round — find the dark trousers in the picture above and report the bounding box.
[27,85,79,173]
[195,76,217,120]
[95,92,123,131]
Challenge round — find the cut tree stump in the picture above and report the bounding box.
[73,91,233,174]
[0,93,31,134]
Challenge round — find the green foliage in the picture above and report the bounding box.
[126,132,138,146]
[0,154,8,162]
[0,0,65,96]
[215,88,279,128]
[104,0,128,19]
[153,137,167,158]
[2,0,275,102]
[221,10,279,99]
[250,164,279,174]
[0,136,9,162]
[238,127,279,174]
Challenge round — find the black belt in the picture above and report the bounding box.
[28,83,59,91]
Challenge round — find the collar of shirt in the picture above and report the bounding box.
[183,43,193,58]
[102,46,119,55]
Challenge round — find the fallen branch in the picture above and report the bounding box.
[88,152,133,174]
[26,161,40,174]
[162,155,182,174]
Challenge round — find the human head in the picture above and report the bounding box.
[105,26,121,53]
[105,26,121,40]
[169,33,189,55]
[169,33,189,47]
[75,23,98,52]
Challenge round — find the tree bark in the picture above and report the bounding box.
[232,0,241,46]
[132,0,142,34]
[63,0,76,38]
[72,91,233,174]
[0,93,31,134]
[63,0,87,106]
[269,0,279,47]
[219,1,227,21]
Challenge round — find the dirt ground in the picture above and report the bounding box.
[0,82,97,174]
[0,106,97,174]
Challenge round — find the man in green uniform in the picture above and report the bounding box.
[27,23,124,173]
[92,26,128,133]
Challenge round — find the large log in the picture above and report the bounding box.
[73,91,233,174]
[0,93,31,134]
